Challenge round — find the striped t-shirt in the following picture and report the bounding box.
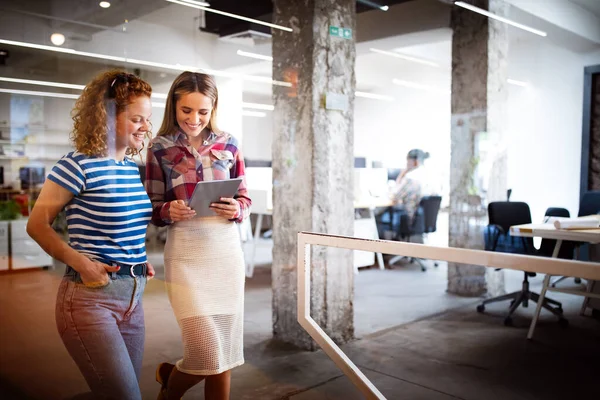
[48,151,152,265]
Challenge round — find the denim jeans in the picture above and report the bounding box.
[56,270,146,400]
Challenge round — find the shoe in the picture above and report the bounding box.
[156,362,175,400]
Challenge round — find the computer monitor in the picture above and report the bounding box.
[19,166,45,190]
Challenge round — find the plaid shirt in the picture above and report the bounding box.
[145,130,251,226]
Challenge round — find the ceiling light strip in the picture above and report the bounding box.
[0,38,290,88]
[454,1,547,37]
[241,102,274,110]
[369,48,440,68]
[0,88,79,99]
[0,76,169,99]
[0,77,85,90]
[507,78,528,87]
[355,91,394,101]
[392,79,450,94]
[242,110,267,117]
[165,0,292,32]
[237,50,273,62]
[179,0,210,7]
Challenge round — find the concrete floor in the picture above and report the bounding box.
[1,237,599,399]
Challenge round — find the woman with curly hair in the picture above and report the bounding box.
[27,70,155,400]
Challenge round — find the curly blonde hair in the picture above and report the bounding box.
[71,70,152,157]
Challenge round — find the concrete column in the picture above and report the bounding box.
[271,0,356,350]
[448,0,509,296]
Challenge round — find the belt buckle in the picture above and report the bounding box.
[129,264,137,277]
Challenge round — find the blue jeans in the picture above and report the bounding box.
[56,271,146,400]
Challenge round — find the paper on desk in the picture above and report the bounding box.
[553,215,600,230]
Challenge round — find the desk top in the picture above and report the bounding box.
[354,197,393,209]
[510,222,600,244]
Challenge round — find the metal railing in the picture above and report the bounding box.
[297,232,600,400]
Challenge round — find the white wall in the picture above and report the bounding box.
[506,35,600,221]
[242,112,273,161]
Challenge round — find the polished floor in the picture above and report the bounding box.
[1,234,599,399]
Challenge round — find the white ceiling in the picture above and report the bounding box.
[0,0,599,102]
[569,0,600,18]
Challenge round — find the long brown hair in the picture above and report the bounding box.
[71,70,152,157]
[157,71,221,137]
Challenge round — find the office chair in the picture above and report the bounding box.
[477,201,566,327]
[551,191,600,287]
[538,207,575,260]
[387,196,442,271]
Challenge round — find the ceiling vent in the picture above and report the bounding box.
[217,22,271,46]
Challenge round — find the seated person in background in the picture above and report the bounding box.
[377,149,432,239]
[391,149,431,219]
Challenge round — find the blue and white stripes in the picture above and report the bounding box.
[48,152,152,265]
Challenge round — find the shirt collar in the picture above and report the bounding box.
[174,129,218,146]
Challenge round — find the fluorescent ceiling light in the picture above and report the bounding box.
[369,48,440,68]
[0,38,291,88]
[237,50,273,62]
[507,78,528,87]
[0,76,84,90]
[454,1,547,37]
[392,79,450,94]
[179,0,210,6]
[242,110,266,117]
[0,88,79,99]
[165,0,292,32]
[50,33,65,46]
[0,76,169,100]
[355,91,394,101]
[99,2,111,8]
[357,0,389,11]
[241,102,274,111]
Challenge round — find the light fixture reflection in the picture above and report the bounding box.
[0,38,291,88]
[237,50,273,62]
[392,79,450,94]
[242,110,266,117]
[0,88,78,99]
[50,33,65,46]
[507,78,528,87]
[454,1,547,37]
[370,48,440,67]
[355,91,394,101]
[242,102,274,111]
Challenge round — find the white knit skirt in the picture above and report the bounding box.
[164,216,245,375]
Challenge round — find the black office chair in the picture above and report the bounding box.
[387,196,442,271]
[477,201,566,327]
[538,207,575,260]
[551,191,600,287]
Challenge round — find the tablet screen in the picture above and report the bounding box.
[188,178,243,217]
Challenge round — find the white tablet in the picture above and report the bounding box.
[188,178,243,217]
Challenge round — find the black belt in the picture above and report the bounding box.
[65,262,147,278]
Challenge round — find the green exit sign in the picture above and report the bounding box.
[329,26,352,39]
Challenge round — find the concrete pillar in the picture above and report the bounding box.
[448,0,509,296]
[271,0,356,350]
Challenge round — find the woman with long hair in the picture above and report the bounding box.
[146,71,251,400]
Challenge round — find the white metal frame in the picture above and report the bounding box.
[297,232,600,400]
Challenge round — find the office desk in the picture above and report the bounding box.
[244,192,392,277]
[354,198,392,273]
[510,220,600,339]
